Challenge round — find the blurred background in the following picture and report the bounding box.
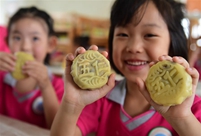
[0,0,201,70]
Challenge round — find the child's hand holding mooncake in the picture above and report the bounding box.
[71,50,111,89]
[0,52,16,72]
[145,59,192,106]
[137,56,199,116]
[63,45,115,107]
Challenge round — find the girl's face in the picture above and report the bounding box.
[9,18,51,63]
[113,1,170,82]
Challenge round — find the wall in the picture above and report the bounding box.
[0,0,115,25]
[187,0,201,11]
[1,0,200,26]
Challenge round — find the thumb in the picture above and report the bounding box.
[135,78,154,104]
[64,54,74,82]
[90,73,116,102]
[99,73,116,97]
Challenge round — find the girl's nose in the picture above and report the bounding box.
[126,38,144,53]
[21,40,32,52]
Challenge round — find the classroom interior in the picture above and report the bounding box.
[0,0,200,71]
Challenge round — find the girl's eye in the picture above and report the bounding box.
[13,36,21,41]
[145,34,157,37]
[33,37,39,41]
[117,33,128,37]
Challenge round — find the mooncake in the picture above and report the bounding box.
[11,52,34,80]
[71,50,111,89]
[145,60,192,106]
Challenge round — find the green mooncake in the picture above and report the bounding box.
[145,60,192,106]
[71,50,111,89]
[11,52,34,80]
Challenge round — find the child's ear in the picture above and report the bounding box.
[47,36,57,53]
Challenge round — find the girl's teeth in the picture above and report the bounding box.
[127,61,147,65]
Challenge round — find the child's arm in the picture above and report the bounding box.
[164,57,201,135]
[50,97,84,136]
[40,79,60,129]
[50,45,115,136]
[15,77,38,93]
[137,55,201,136]
[14,60,44,93]
[164,112,201,136]
[22,60,60,128]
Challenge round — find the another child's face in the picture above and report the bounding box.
[9,18,50,63]
[112,1,170,82]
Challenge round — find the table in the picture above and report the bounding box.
[0,115,50,136]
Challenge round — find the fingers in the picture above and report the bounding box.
[158,55,190,69]
[0,61,15,72]
[99,73,116,97]
[88,45,108,57]
[160,56,199,84]
[74,47,86,57]
[186,67,199,95]
[158,55,173,61]
[172,56,189,69]
[88,45,98,51]
[22,61,48,79]
[100,51,108,58]
[65,53,74,77]
[0,53,16,72]
[135,78,150,101]
[4,54,16,66]
[104,73,116,91]
[90,73,116,102]
[73,45,108,59]
[135,78,154,104]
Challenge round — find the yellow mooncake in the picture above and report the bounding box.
[11,52,34,80]
[71,50,111,89]
[145,60,192,106]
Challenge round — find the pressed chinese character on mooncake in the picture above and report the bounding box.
[71,50,111,89]
[145,60,192,106]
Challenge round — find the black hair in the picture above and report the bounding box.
[6,6,55,65]
[108,0,188,75]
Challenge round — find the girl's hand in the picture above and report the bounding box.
[63,45,115,108]
[136,55,199,119]
[0,52,16,72]
[22,60,50,90]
